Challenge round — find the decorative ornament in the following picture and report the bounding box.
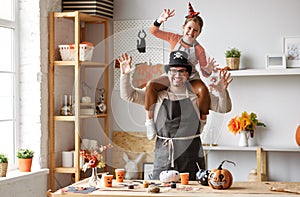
[195,162,211,186]
[60,95,73,116]
[147,186,160,193]
[96,88,107,114]
[196,169,211,186]
[208,160,236,190]
[159,170,180,183]
[185,2,200,18]
[123,152,145,180]
[137,29,147,53]
[296,125,300,146]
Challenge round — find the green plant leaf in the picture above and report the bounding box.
[0,153,8,163]
[17,148,34,159]
[225,47,241,58]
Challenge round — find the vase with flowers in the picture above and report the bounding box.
[80,144,113,187]
[228,111,266,147]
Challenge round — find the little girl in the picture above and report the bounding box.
[145,3,218,140]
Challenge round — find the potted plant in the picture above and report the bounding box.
[0,153,8,177]
[17,148,34,172]
[225,47,241,70]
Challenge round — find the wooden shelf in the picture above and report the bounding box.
[203,145,300,152]
[55,167,76,174]
[54,61,107,67]
[229,68,300,77]
[261,146,300,152]
[49,11,110,191]
[203,145,300,182]
[54,114,108,121]
[203,145,258,151]
[54,11,107,23]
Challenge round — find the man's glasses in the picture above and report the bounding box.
[169,69,187,76]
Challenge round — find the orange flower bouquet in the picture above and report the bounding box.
[80,144,112,187]
[228,112,266,137]
[80,144,113,172]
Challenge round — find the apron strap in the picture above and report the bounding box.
[166,87,189,100]
[157,134,201,168]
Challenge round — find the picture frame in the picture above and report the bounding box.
[283,36,300,68]
[265,54,286,69]
[142,163,154,180]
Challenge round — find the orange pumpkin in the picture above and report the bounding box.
[208,160,235,190]
[296,125,300,146]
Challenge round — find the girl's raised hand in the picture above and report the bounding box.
[209,69,233,93]
[158,9,175,23]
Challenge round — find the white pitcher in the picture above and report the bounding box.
[238,131,249,147]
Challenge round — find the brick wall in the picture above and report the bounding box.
[18,0,61,171]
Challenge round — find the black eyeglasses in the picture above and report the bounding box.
[169,69,187,76]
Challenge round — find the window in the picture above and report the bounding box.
[0,0,19,169]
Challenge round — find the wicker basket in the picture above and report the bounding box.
[226,57,240,70]
[0,163,8,177]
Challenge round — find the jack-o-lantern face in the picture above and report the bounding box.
[208,160,235,190]
[117,173,123,180]
[103,175,113,187]
[115,168,125,182]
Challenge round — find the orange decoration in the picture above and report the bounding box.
[208,160,235,190]
[295,125,300,146]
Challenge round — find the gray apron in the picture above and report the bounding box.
[152,89,205,180]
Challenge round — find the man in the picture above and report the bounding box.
[118,51,232,180]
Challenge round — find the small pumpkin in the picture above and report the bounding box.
[159,170,180,183]
[196,169,211,186]
[295,125,300,146]
[208,160,236,190]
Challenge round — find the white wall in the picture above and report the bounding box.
[111,0,300,181]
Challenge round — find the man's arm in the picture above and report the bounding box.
[209,69,233,113]
[120,72,146,106]
[210,90,232,113]
[118,53,146,106]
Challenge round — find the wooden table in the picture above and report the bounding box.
[48,179,300,197]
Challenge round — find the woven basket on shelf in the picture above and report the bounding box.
[0,163,8,177]
[226,57,240,70]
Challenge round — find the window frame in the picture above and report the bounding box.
[0,0,19,170]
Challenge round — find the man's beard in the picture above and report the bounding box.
[173,83,183,87]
